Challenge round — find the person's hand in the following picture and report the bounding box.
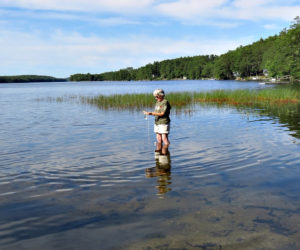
[143,111,149,115]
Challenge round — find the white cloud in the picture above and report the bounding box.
[0,29,255,77]
[0,8,141,27]
[232,0,273,8]
[1,0,298,25]
[1,1,296,78]
[258,6,300,21]
[156,0,227,20]
[155,0,300,23]
[93,17,141,26]
[0,0,154,13]
[263,23,281,30]
[219,4,300,21]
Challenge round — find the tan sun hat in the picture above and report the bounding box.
[153,89,165,97]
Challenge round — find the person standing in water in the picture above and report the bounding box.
[144,89,171,147]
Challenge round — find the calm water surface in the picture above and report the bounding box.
[0,80,299,249]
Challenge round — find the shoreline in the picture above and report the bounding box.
[1,77,299,84]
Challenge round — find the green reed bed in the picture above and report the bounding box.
[83,93,155,110]
[193,88,299,105]
[81,87,299,110]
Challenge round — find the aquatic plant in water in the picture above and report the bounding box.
[80,87,299,110]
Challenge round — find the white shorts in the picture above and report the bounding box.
[154,124,170,134]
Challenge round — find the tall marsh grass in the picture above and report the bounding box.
[81,87,299,110]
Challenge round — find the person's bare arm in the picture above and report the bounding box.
[143,111,164,116]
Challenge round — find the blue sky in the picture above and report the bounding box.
[1,0,299,77]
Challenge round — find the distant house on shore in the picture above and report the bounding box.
[233,72,240,77]
[263,69,269,76]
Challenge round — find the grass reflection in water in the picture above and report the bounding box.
[49,86,299,139]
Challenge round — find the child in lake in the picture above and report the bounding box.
[143,89,171,148]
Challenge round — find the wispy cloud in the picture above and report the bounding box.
[0,29,255,77]
[1,0,299,23]
[156,0,227,20]
[0,8,141,27]
[0,0,298,77]
[220,4,300,21]
[155,0,300,23]
[263,23,281,30]
[0,0,154,13]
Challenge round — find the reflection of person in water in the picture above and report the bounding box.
[145,144,171,195]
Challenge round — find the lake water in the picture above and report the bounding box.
[0,80,299,249]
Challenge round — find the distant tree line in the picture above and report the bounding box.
[70,17,300,82]
[0,75,66,83]
[70,55,217,81]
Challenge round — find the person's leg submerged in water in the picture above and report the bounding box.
[162,133,170,146]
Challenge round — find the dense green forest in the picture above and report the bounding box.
[70,17,300,82]
[0,75,66,83]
